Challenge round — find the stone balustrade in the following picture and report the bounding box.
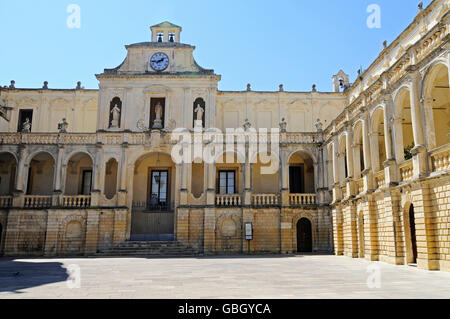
[374,171,386,190]
[289,193,317,206]
[399,160,414,182]
[0,196,13,208]
[431,144,450,173]
[23,195,52,208]
[62,195,91,208]
[215,194,241,207]
[356,178,364,194]
[252,193,280,207]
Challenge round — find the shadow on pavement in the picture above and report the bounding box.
[0,258,69,293]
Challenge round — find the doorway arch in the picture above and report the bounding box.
[297,218,312,253]
[404,203,418,264]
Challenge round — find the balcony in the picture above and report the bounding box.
[374,171,385,190]
[62,195,91,208]
[215,194,241,207]
[23,195,52,208]
[430,144,450,173]
[252,194,280,207]
[289,194,317,206]
[399,159,413,182]
[0,196,13,208]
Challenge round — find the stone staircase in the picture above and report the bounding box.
[97,241,201,257]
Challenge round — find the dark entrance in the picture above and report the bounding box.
[409,204,418,264]
[289,165,305,193]
[297,218,312,252]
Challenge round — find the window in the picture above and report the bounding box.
[289,166,305,194]
[149,170,168,209]
[218,171,236,195]
[168,33,175,42]
[17,109,33,132]
[157,33,164,42]
[81,170,92,195]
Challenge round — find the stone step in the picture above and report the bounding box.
[97,241,200,257]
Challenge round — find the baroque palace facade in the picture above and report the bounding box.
[0,0,448,271]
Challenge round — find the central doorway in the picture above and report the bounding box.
[297,218,312,253]
[409,204,418,264]
[131,153,175,241]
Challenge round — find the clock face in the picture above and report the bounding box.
[150,52,169,71]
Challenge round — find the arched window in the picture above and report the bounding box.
[193,98,206,128]
[109,97,122,129]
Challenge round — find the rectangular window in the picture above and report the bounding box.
[81,170,92,195]
[17,109,33,132]
[149,170,169,209]
[289,166,305,194]
[218,170,236,195]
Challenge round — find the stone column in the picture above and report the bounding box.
[179,161,188,205]
[12,146,26,207]
[345,128,355,197]
[361,114,373,192]
[52,145,64,206]
[118,143,128,206]
[382,97,398,185]
[422,97,436,150]
[280,148,289,206]
[408,72,427,177]
[206,162,216,206]
[91,144,103,207]
[331,138,342,202]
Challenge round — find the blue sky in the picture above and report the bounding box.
[0,0,431,92]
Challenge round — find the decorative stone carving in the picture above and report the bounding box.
[58,118,69,133]
[246,83,251,91]
[312,84,317,92]
[42,81,49,89]
[243,119,251,131]
[279,118,287,133]
[110,103,121,128]
[22,118,31,133]
[152,102,163,129]
[315,119,323,132]
[9,80,15,89]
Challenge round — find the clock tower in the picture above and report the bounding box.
[95,22,221,132]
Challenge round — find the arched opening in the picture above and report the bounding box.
[64,221,83,254]
[193,97,206,128]
[104,158,118,200]
[404,203,418,265]
[394,89,414,161]
[352,122,365,178]
[0,152,17,196]
[109,97,122,129]
[423,63,450,149]
[358,212,365,258]
[371,108,387,172]
[252,153,279,195]
[132,152,176,241]
[338,135,348,180]
[297,218,313,253]
[288,150,315,194]
[26,152,55,195]
[64,152,93,195]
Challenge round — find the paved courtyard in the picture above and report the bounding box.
[0,255,449,299]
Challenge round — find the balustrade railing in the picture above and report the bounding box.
[23,195,52,208]
[399,160,414,182]
[0,196,13,208]
[430,144,450,173]
[374,171,385,189]
[289,194,317,206]
[356,178,364,194]
[215,194,241,207]
[252,194,280,207]
[62,195,91,208]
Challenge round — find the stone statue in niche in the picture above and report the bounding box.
[22,118,31,133]
[153,102,163,129]
[194,104,204,127]
[315,119,323,132]
[110,103,121,128]
[58,118,69,133]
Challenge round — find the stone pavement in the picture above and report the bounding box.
[0,255,449,299]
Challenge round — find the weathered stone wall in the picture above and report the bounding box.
[2,208,128,256]
[334,175,450,272]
